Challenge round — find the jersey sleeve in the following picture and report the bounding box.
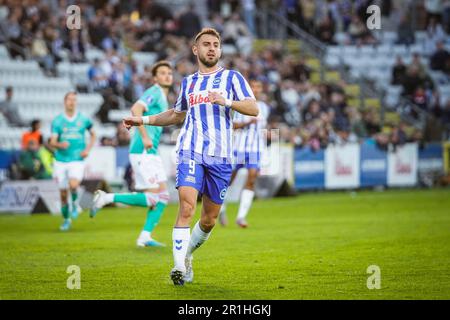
[231,71,255,101]
[85,116,93,131]
[51,118,60,137]
[137,88,154,112]
[173,77,188,113]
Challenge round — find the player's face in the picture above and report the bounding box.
[250,81,263,99]
[64,94,77,111]
[154,66,173,88]
[193,34,221,68]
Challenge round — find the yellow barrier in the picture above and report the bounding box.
[444,142,450,174]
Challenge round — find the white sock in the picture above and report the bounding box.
[219,203,227,215]
[172,227,190,272]
[186,221,211,258]
[105,193,114,204]
[139,230,151,240]
[237,189,255,220]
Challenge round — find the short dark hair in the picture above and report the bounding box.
[151,60,172,77]
[31,119,40,130]
[6,86,13,92]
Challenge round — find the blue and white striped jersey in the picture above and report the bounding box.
[233,101,270,154]
[173,66,255,162]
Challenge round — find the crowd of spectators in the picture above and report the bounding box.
[1,0,448,155]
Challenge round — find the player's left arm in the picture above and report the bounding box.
[208,71,258,116]
[208,93,258,116]
[233,118,257,129]
[81,126,96,159]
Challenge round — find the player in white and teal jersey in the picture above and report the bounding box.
[90,61,172,247]
[50,91,96,231]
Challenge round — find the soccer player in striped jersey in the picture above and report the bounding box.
[219,79,270,228]
[123,28,258,285]
[90,61,172,247]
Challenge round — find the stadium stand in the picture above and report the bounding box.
[0,0,449,179]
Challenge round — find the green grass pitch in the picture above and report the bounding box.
[0,188,449,300]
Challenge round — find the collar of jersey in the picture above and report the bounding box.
[198,66,223,76]
[64,111,78,122]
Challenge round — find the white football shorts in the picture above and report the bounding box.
[53,160,85,189]
[129,153,167,190]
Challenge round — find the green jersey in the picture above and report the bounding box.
[129,84,168,155]
[51,112,93,162]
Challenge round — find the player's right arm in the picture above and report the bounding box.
[123,109,185,128]
[49,119,69,149]
[131,101,153,149]
[124,78,187,129]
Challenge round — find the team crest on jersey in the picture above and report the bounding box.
[146,96,153,104]
[213,77,221,86]
[220,188,227,200]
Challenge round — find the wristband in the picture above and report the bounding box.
[225,98,232,108]
[142,116,150,125]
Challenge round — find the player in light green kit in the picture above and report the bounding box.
[90,61,172,247]
[50,91,96,231]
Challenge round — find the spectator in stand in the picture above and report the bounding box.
[241,0,256,36]
[31,29,55,76]
[391,122,408,148]
[316,13,336,44]
[65,29,86,63]
[401,66,426,97]
[0,86,25,127]
[363,109,381,136]
[425,17,447,54]
[21,119,43,150]
[397,15,415,45]
[425,0,443,26]
[412,87,428,111]
[348,15,368,43]
[411,52,428,79]
[430,41,450,72]
[442,99,450,125]
[222,12,253,56]
[88,58,109,92]
[392,56,407,85]
[299,0,316,33]
[177,3,202,39]
[18,139,51,180]
[443,0,450,33]
[100,136,116,147]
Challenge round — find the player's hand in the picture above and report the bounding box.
[142,137,153,150]
[59,141,70,149]
[123,116,143,130]
[80,149,89,158]
[208,91,226,106]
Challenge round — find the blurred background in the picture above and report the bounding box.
[0,0,449,212]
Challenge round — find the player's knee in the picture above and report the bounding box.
[179,200,195,220]
[245,179,256,190]
[159,189,170,204]
[60,191,68,204]
[200,217,215,232]
[69,181,79,190]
